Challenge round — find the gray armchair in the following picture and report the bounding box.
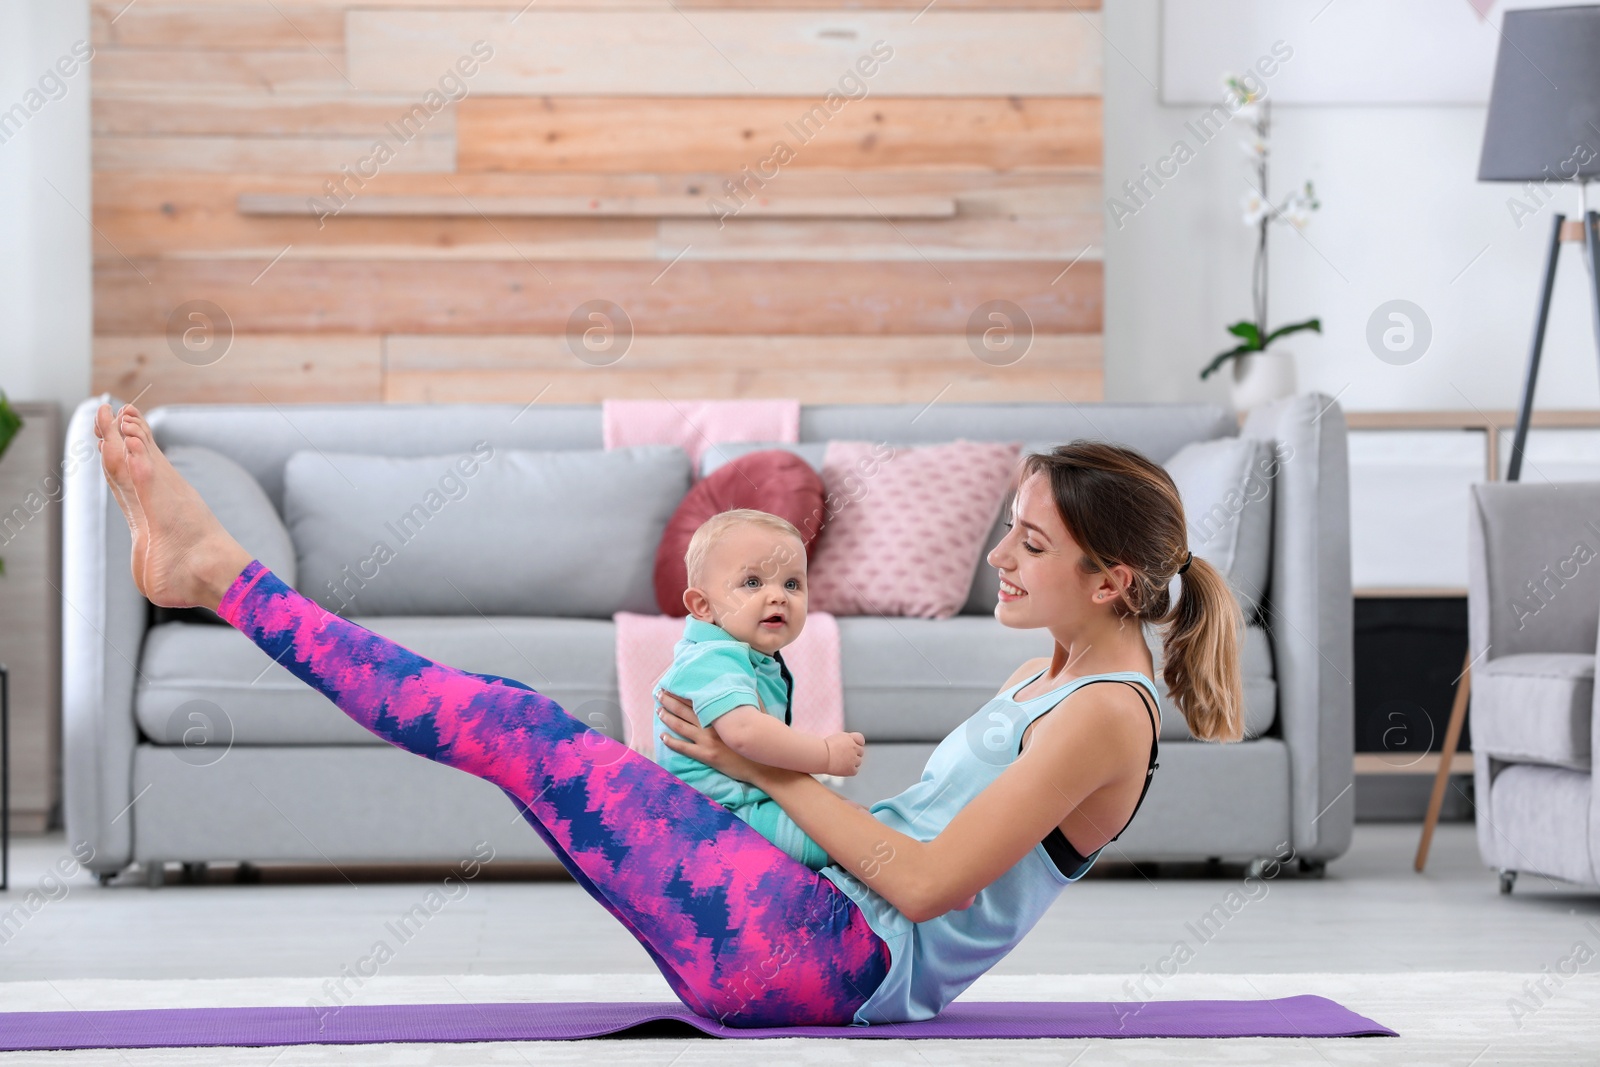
[1467,481,1600,892]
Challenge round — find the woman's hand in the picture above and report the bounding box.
[657,689,772,786]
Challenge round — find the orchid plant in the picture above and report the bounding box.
[1200,74,1323,380]
[0,392,21,575]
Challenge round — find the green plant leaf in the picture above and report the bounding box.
[1262,317,1322,348]
[1225,321,1263,348]
[0,392,22,466]
[1199,344,1253,381]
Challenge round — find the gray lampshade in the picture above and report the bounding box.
[1478,5,1600,183]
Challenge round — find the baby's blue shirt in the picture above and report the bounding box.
[652,616,794,810]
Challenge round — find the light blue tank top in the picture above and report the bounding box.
[819,668,1160,1024]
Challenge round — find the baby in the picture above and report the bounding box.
[654,508,865,869]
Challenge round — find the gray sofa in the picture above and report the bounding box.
[1467,481,1600,892]
[62,394,1354,882]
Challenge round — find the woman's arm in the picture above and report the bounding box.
[659,680,1148,923]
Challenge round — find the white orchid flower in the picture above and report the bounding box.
[1242,191,1268,227]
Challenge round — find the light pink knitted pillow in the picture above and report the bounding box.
[808,439,1021,618]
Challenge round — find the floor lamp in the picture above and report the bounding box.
[1417,5,1600,872]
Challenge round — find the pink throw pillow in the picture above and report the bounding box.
[808,440,1021,618]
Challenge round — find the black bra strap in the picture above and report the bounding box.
[1041,678,1162,849]
[1093,679,1161,843]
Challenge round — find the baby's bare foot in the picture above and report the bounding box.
[95,402,253,610]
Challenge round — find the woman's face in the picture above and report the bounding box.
[987,471,1112,631]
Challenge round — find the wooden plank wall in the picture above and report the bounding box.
[91,1,1103,406]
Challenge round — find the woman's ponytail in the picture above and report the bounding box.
[1160,554,1244,742]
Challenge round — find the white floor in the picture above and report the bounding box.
[3,824,1599,1063]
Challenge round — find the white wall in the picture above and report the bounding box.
[0,0,92,413]
[1103,0,1600,412]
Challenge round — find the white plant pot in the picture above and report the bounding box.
[1229,350,1298,412]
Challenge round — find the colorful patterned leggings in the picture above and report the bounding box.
[218,561,890,1026]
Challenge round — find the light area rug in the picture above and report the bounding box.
[0,972,1594,1066]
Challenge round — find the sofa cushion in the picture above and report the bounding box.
[148,404,607,513]
[1164,436,1275,617]
[1471,653,1593,771]
[811,440,1019,618]
[284,444,689,617]
[167,445,297,590]
[837,616,1275,742]
[654,450,826,615]
[135,617,622,747]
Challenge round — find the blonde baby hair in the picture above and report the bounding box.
[684,509,806,588]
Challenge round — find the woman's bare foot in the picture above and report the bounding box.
[95,402,254,611]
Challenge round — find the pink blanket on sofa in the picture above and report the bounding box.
[614,611,844,758]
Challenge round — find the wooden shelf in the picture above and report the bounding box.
[1345,408,1600,486]
[1354,587,1467,599]
[1355,752,1473,776]
[236,194,959,220]
[1344,409,1600,430]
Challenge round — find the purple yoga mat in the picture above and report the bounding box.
[0,997,1394,1050]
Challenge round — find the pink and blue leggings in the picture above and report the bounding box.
[217,561,890,1026]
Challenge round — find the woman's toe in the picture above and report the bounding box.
[119,407,152,444]
[120,410,174,474]
[122,431,156,483]
[106,422,140,487]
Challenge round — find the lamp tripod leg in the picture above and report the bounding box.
[1585,209,1600,381]
[1507,212,1566,482]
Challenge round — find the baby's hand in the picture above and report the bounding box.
[823,731,866,777]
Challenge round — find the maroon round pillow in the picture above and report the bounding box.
[654,450,827,616]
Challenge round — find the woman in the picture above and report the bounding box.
[93,401,1242,1027]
